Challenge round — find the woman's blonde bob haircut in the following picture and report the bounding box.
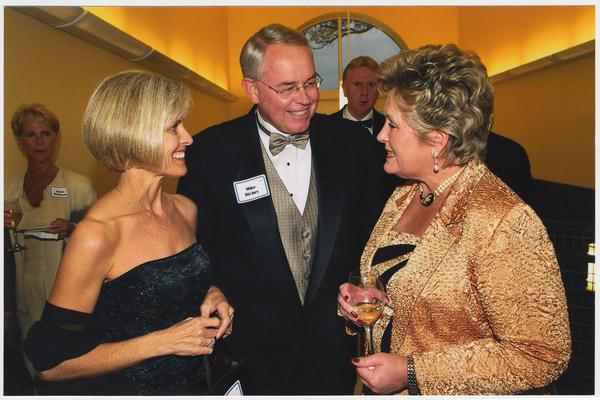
[379,44,494,166]
[83,70,191,173]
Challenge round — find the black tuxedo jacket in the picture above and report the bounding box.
[330,106,402,203]
[485,131,532,201]
[330,105,385,140]
[177,111,384,395]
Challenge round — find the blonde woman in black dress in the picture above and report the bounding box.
[25,71,233,395]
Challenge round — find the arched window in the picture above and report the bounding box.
[299,13,406,112]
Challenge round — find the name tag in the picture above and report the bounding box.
[225,380,244,396]
[233,175,270,204]
[50,186,69,198]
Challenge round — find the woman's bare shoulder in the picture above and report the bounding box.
[65,195,123,264]
[50,200,121,311]
[168,193,197,226]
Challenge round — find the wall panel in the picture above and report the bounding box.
[4,8,230,196]
[493,54,594,188]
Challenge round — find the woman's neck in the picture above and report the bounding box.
[419,164,462,195]
[116,168,166,213]
[26,162,57,178]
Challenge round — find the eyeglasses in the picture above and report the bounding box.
[254,74,323,99]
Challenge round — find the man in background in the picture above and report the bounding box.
[486,131,532,201]
[331,56,385,135]
[331,55,401,200]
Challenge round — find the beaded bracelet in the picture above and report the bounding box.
[407,356,420,395]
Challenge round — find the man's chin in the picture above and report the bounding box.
[289,128,310,135]
[285,121,311,134]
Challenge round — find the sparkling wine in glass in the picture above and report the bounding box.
[348,269,385,355]
[5,199,26,252]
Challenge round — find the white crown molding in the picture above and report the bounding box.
[490,40,595,84]
[13,6,238,103]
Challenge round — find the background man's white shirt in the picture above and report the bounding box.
[343,107,374,134]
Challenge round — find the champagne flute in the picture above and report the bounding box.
[348,269,385,355]
[5,198,26,252]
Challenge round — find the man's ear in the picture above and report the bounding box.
[341,81,348,98]
[242,77,260,105]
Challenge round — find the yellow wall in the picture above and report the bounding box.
[4,8,231,196]
[493,54,594,188]
[222,6,594,188]
[5,6,595,190]
[458,6,595,76]
[86,6,231,90]
[225,6,460,118]
[456,6,594,188]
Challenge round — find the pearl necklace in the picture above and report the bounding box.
[418,167,463,207]
[115,188,169,228]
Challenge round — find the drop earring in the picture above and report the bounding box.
[432,151,440,173]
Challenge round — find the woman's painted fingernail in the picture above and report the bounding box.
[352,357,360,363]
[344,295,349,301]
[351,311,358,318]
[357,318,364,325]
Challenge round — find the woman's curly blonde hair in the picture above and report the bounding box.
[379,43,494,166]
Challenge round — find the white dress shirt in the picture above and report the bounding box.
[256,111,312,214]
[343,107,374,134]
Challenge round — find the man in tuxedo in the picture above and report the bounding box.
[330,55,400,202]
[331,56,385,135]
[486,131,532,202]
[177,24,383,395]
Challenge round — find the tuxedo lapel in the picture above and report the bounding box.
[233,114,301,307]
[373,109,386,137]
[304,126,344,305]
[330,107,345,120]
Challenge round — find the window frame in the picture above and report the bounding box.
[298,12,407,104]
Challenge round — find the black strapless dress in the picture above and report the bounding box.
[67,242,213,395]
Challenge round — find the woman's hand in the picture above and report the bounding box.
[4,209,15,229]
[46,218,74,239]
[352,353,408,394]
[337,283,363,326]
[153,316,221,357]
[200,286,234,339]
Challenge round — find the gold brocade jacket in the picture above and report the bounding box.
[361,161,571,395]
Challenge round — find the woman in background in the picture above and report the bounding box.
[5,104,96,375]
[337,44,571,395]
[24,71,233,395]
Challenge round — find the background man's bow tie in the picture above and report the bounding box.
[355,119,373,129]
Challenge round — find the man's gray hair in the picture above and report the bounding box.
[240,23,311,79]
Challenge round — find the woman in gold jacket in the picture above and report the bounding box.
[337,44,571,395]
